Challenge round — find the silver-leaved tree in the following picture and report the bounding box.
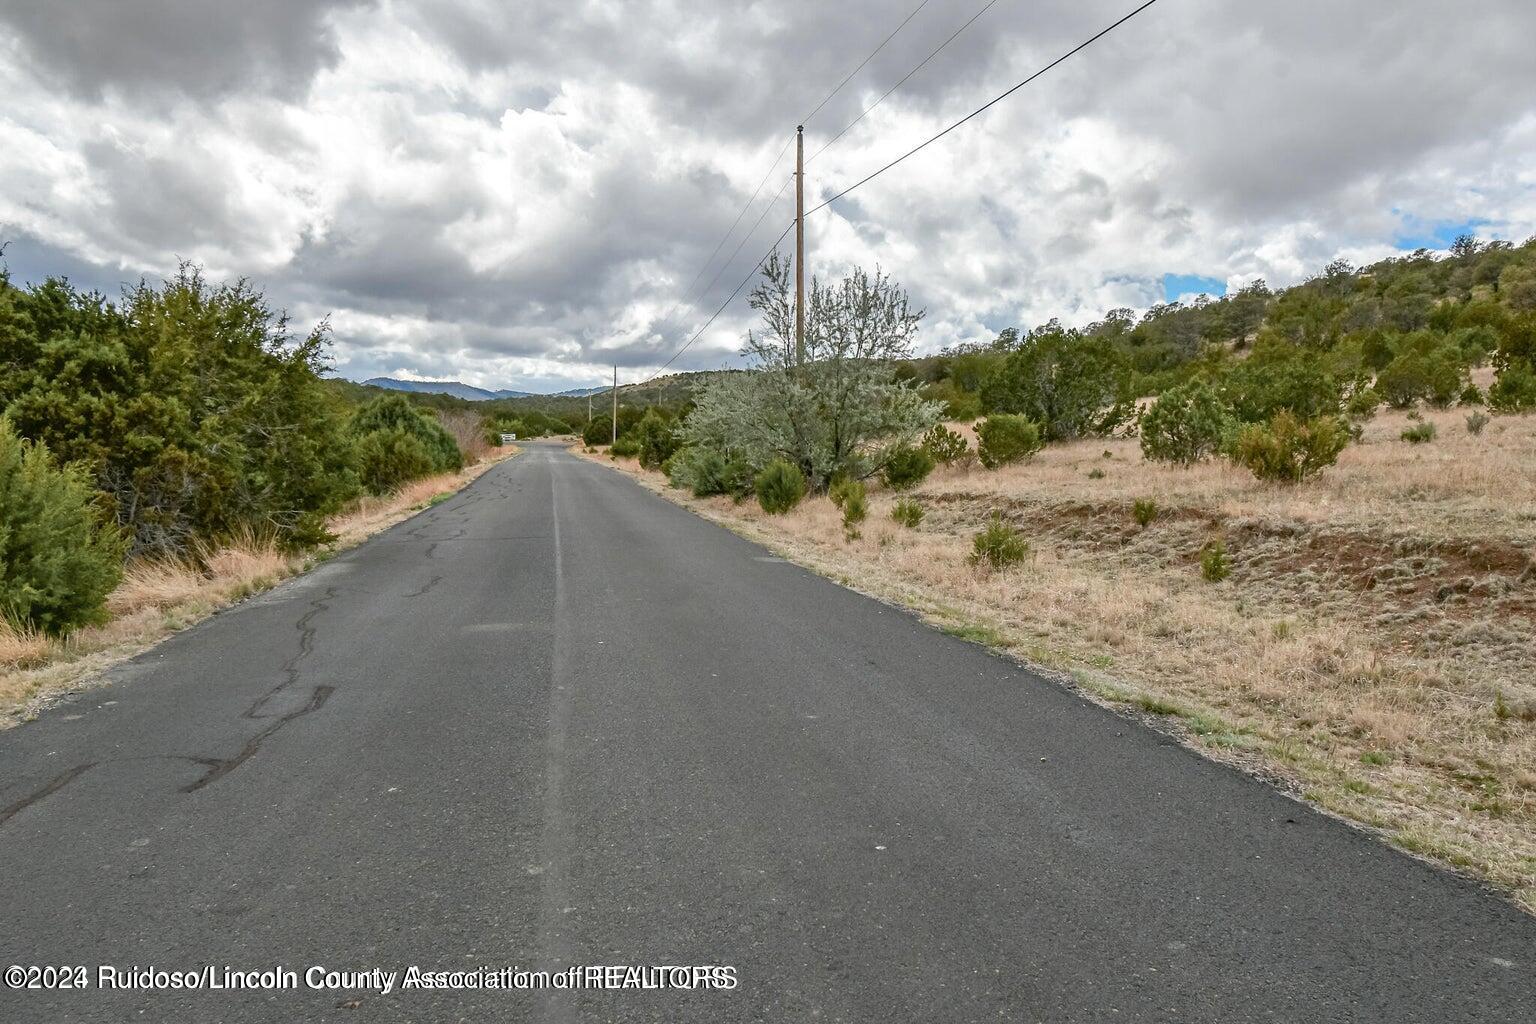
[680,253,941,491]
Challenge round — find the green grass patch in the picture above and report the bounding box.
[1204,731,1261,750]
[1134,694,1184,716]
[941,622,1008,647]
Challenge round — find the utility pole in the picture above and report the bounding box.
[611,365,618,446]
[794,124,805,367]
[587,391,592,424]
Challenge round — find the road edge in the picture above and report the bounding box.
[572,443,1536,917]
[1,448,521,729]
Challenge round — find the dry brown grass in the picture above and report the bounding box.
[0,621,51,670]
[437,409,491,464]
[327,468,485,546]
[583,412,1536,913]
[943,405,1536,544]
[0,448,517,725]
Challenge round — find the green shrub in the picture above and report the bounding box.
[840,480,868,535]
[610,435,641,458]
[666,447,712,493]
[979,329,1134,440]
[354,427,438,495]
[1345,387,1382,420]
[581,406,647,447]
[1220,346,1342,423]
[348,395,462,494]
[0,420,127,634]
[969,513,1030,571]
[1087,467,1105,480]
[1229,412,1350,483]
[484,418,518,445]
[1376,346,1468,409]
[667,447,750,497]
[1487,363,1536,413]
[1493,310,1536,373]
[1400,422,1436,444]
[486,410,574,441]
[1199,539,1231,582]
[1458,383,1484,407]
[755,459,806,514]
[0,269,358,555]
[1138,380,1233,466]
[920,378,984,422]
[582,415,609,447]
[1465,411,1490,436]
[920,424,970,465]
[349,395,462,471]
[880,443,935,490]
[828,475,857,509]
[890,498,925,528]
[633,408,681,469]
[976,414,1042,469]
[1132,498,1158,527]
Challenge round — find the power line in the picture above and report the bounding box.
[808,0,1161,218]
[637,192,797,384]
[642,223,794,382]
[637,0,1162,386]
[633,0,941,370]
[644,133,794,340]
[667,173,795,349]
[799,0,934,128]
[807,0,1004,167]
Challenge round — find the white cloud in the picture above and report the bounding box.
[3,0,1535,390]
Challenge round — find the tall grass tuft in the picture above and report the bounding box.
[969,513,1030,571]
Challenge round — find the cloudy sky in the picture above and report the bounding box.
[3,1,1535,392]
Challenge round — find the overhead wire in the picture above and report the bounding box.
[629,0,941,380]
[806,0,1161,218]
[798,0,934,128]
[637,180,796,383]
[637,0,1163,384]
[806,0,1004,167]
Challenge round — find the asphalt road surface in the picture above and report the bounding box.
[2,440,1532,1023]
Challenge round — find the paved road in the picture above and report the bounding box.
[1,440,1532,1022]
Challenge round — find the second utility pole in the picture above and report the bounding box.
[795,124,805,367]
[611,365,618,445]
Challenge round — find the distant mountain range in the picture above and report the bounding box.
[361,377,609,401]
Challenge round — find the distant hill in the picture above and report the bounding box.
[361,377,609,401]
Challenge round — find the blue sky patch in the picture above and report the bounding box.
[1162,273,1226,303]
[1393,214,1489,251]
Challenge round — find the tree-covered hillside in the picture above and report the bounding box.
[911,234,1536,422]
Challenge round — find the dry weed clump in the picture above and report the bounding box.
[583,416,1536,912]
[0,621,52,670]
[438,409,491,464]
[328,469,471,546]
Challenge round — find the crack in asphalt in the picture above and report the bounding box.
[406,575,445,599]
[0,456,515,828]
[1,587,343,826]
[181,685,335,794]
[0,763,98,827]
[0,753,228,827]
[247,587,337,721]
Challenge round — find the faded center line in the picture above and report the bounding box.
[537,449,577,1024]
